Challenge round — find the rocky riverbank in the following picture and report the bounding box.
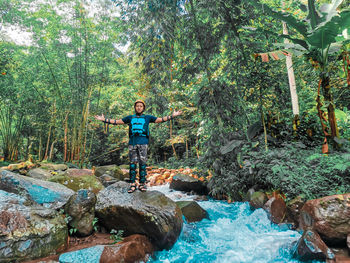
[0,162,349,262]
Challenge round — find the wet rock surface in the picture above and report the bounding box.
[0,170,74,209]
[59,234,153,263]
[300,193,350,244]
[263,197,286,224]
[293,229,335,261]
[96,181,183,250]
[170,174,208,195]
[176,201,208,223]
[0,190,67,262]
[65,189,97,236]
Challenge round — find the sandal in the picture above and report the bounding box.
[128,183,137,193]
[138,183,147,192]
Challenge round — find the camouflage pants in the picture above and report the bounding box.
[128,144,148,183]
[128,144,148,165]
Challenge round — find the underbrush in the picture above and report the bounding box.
[208,140,350,201]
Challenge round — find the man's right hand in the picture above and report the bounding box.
[94,114,105,121]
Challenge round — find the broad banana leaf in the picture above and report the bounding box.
[306,0,321,29]
[307,10,350,49]
[319,0,344,22]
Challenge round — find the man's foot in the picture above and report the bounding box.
[138,183,147,192]
[128,183,137,193]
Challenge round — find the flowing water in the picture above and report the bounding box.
[148,185,322,263]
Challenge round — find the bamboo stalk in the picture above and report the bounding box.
[44,125,52,161]
[64,112,68,162]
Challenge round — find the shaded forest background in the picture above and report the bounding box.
[1,0,349,200]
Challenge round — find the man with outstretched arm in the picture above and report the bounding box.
[94,99,182,193]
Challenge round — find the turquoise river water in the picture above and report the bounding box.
[148,185,322,263]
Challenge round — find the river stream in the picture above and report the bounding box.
[148,184,322,263]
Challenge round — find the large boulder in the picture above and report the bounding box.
[300,194,350,244]
[263,197,286,224]
[0,190,67,262]
[293,229,335,262]
[0,170,74,209]
[176,201,208,223]
[65,189,97,237]
[27,168,53,180]
[39,163,68,172]
[59,235,153,263]
[98,174,118,187]
[64,169,93,177]
[170,174,208,195]
[94,165,125,181]
[48,170,104,194]
[96,181,183,250]
[7,161,35,172]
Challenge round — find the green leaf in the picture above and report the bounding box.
[306,0,321,29]
[220,140,243,155]
[307,10,350,49]
[247,0,308,37]
[247,121,262,140]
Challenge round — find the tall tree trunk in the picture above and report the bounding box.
[64,112,68,162]
[38,133,42,161]
[44,125,52,161]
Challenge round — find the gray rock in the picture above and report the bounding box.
[28,168,53,180]
[65,189,97,236]
[0,190,67,262]
[176,201,208,223]
[94,165,125,181]
[0,170,74,209]
[96,181,183,250]
[98,174,118,187]
[170,174,208,195]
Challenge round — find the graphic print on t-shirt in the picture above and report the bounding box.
[131,116,146,136]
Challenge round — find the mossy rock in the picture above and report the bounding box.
[94,165,125,181]
[48,174,104,194]
[39,162,68,171]
[249,191,268,209]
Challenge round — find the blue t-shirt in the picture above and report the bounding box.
[122,114,157,145]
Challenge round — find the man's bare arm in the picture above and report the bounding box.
[94,114,125,125]
[155,110,183,123]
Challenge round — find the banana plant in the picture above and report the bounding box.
[248,0,350,150]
